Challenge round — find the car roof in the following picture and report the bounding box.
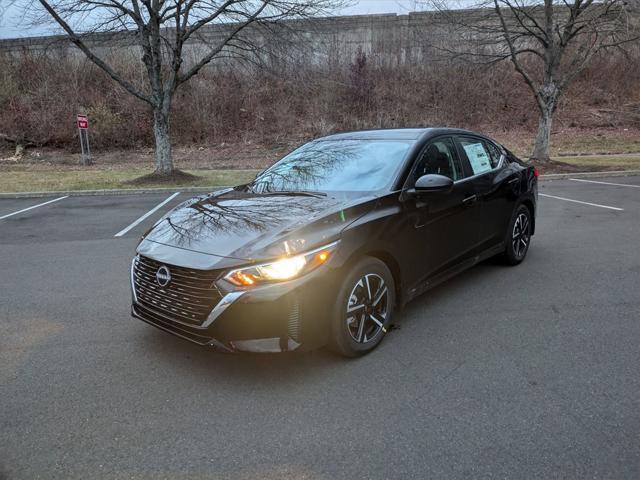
[316,128,483,143]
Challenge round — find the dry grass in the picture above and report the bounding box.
[485,129,640,158]
[0,168,258,193]
[2,128,640,193]
[1,150,639,194]
[551,155,640,170]
[4,126,640,168]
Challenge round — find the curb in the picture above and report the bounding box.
[1,170,639,199]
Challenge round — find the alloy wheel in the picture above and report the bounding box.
[512,212,530,259]
[346,273,389,344]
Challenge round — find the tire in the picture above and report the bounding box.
[502,204,532,265]
[329,257,396,357]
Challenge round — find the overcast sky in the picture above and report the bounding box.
[0,1,430,39]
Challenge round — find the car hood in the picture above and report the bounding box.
[137,189,377,269]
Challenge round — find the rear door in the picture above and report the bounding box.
[453,135,521,250]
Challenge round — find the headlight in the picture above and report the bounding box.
[224,241,339,287]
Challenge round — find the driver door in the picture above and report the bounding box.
[403,136,483,291]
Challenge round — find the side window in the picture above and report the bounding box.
[483,141,503,168]
[411,137,464,185]
[458,137,493,176]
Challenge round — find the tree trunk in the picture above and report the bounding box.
[153,107,174,175]
[531,109,553,163]
[531,78,560,164]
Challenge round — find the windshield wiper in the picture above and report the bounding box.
[254,189,327,198]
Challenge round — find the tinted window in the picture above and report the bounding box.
[250,140,412,193]
[411,137,464,184]
[458,138,494,175]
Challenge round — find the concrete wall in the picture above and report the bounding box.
[0,11,456,65]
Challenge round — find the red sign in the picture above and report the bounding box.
[77,114,89,130]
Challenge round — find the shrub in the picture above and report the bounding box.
[0,45,638,152]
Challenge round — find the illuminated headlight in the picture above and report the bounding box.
[224,241,339,287]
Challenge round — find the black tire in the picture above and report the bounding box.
[502,204,532,265]
[329,257,396,357]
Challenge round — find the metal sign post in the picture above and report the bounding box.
[77,114,92,165]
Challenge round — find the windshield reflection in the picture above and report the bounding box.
[248,140,411,193]
[154,192,331,248]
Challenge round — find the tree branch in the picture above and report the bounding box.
[176,0,270,85]
[36,0,152,105]
[493,0,541,107]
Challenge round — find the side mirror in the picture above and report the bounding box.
[409,174,454,195]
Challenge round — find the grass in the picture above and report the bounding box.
[493,130,640,159]
[0,168,259,193]
[552,137,640,156]
[550,155,640,170]
[2,156,640,194]
[2,135,640,194]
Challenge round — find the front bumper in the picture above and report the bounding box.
[131,257,338,353]
[132,303,235,352]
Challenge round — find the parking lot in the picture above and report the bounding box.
[1,176,639,479]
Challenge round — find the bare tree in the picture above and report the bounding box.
[428,0,638,163]
[26,0,341,175]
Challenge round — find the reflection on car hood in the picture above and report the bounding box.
[138,189,376,266]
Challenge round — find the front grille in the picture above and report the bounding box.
[133,255,223,326]
[134,303,215,345]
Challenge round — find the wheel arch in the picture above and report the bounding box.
[341,248,404,308]
[520,198,536,235]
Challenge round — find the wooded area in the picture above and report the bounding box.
[2,45,638,142]
[1,2,639,173]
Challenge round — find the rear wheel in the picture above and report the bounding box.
[329,257,395,357]
[503,204,532,265]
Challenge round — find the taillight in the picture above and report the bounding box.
[533,167,540,178]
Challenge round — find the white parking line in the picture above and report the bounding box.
[0,196,69,221]
[570,178,640,188]
[539,193,623,211]
[114,192,180,237]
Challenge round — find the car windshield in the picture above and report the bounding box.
[248,139,412,193]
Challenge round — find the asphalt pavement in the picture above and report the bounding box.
[1,176,639,479]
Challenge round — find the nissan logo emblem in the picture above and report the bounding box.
[156,265,171,287]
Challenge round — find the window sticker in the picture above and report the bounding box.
[463,142,492,175]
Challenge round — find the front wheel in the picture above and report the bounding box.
[502,204,532,265]
[329,257,395,357]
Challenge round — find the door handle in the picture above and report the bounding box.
[463,194,477,206]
